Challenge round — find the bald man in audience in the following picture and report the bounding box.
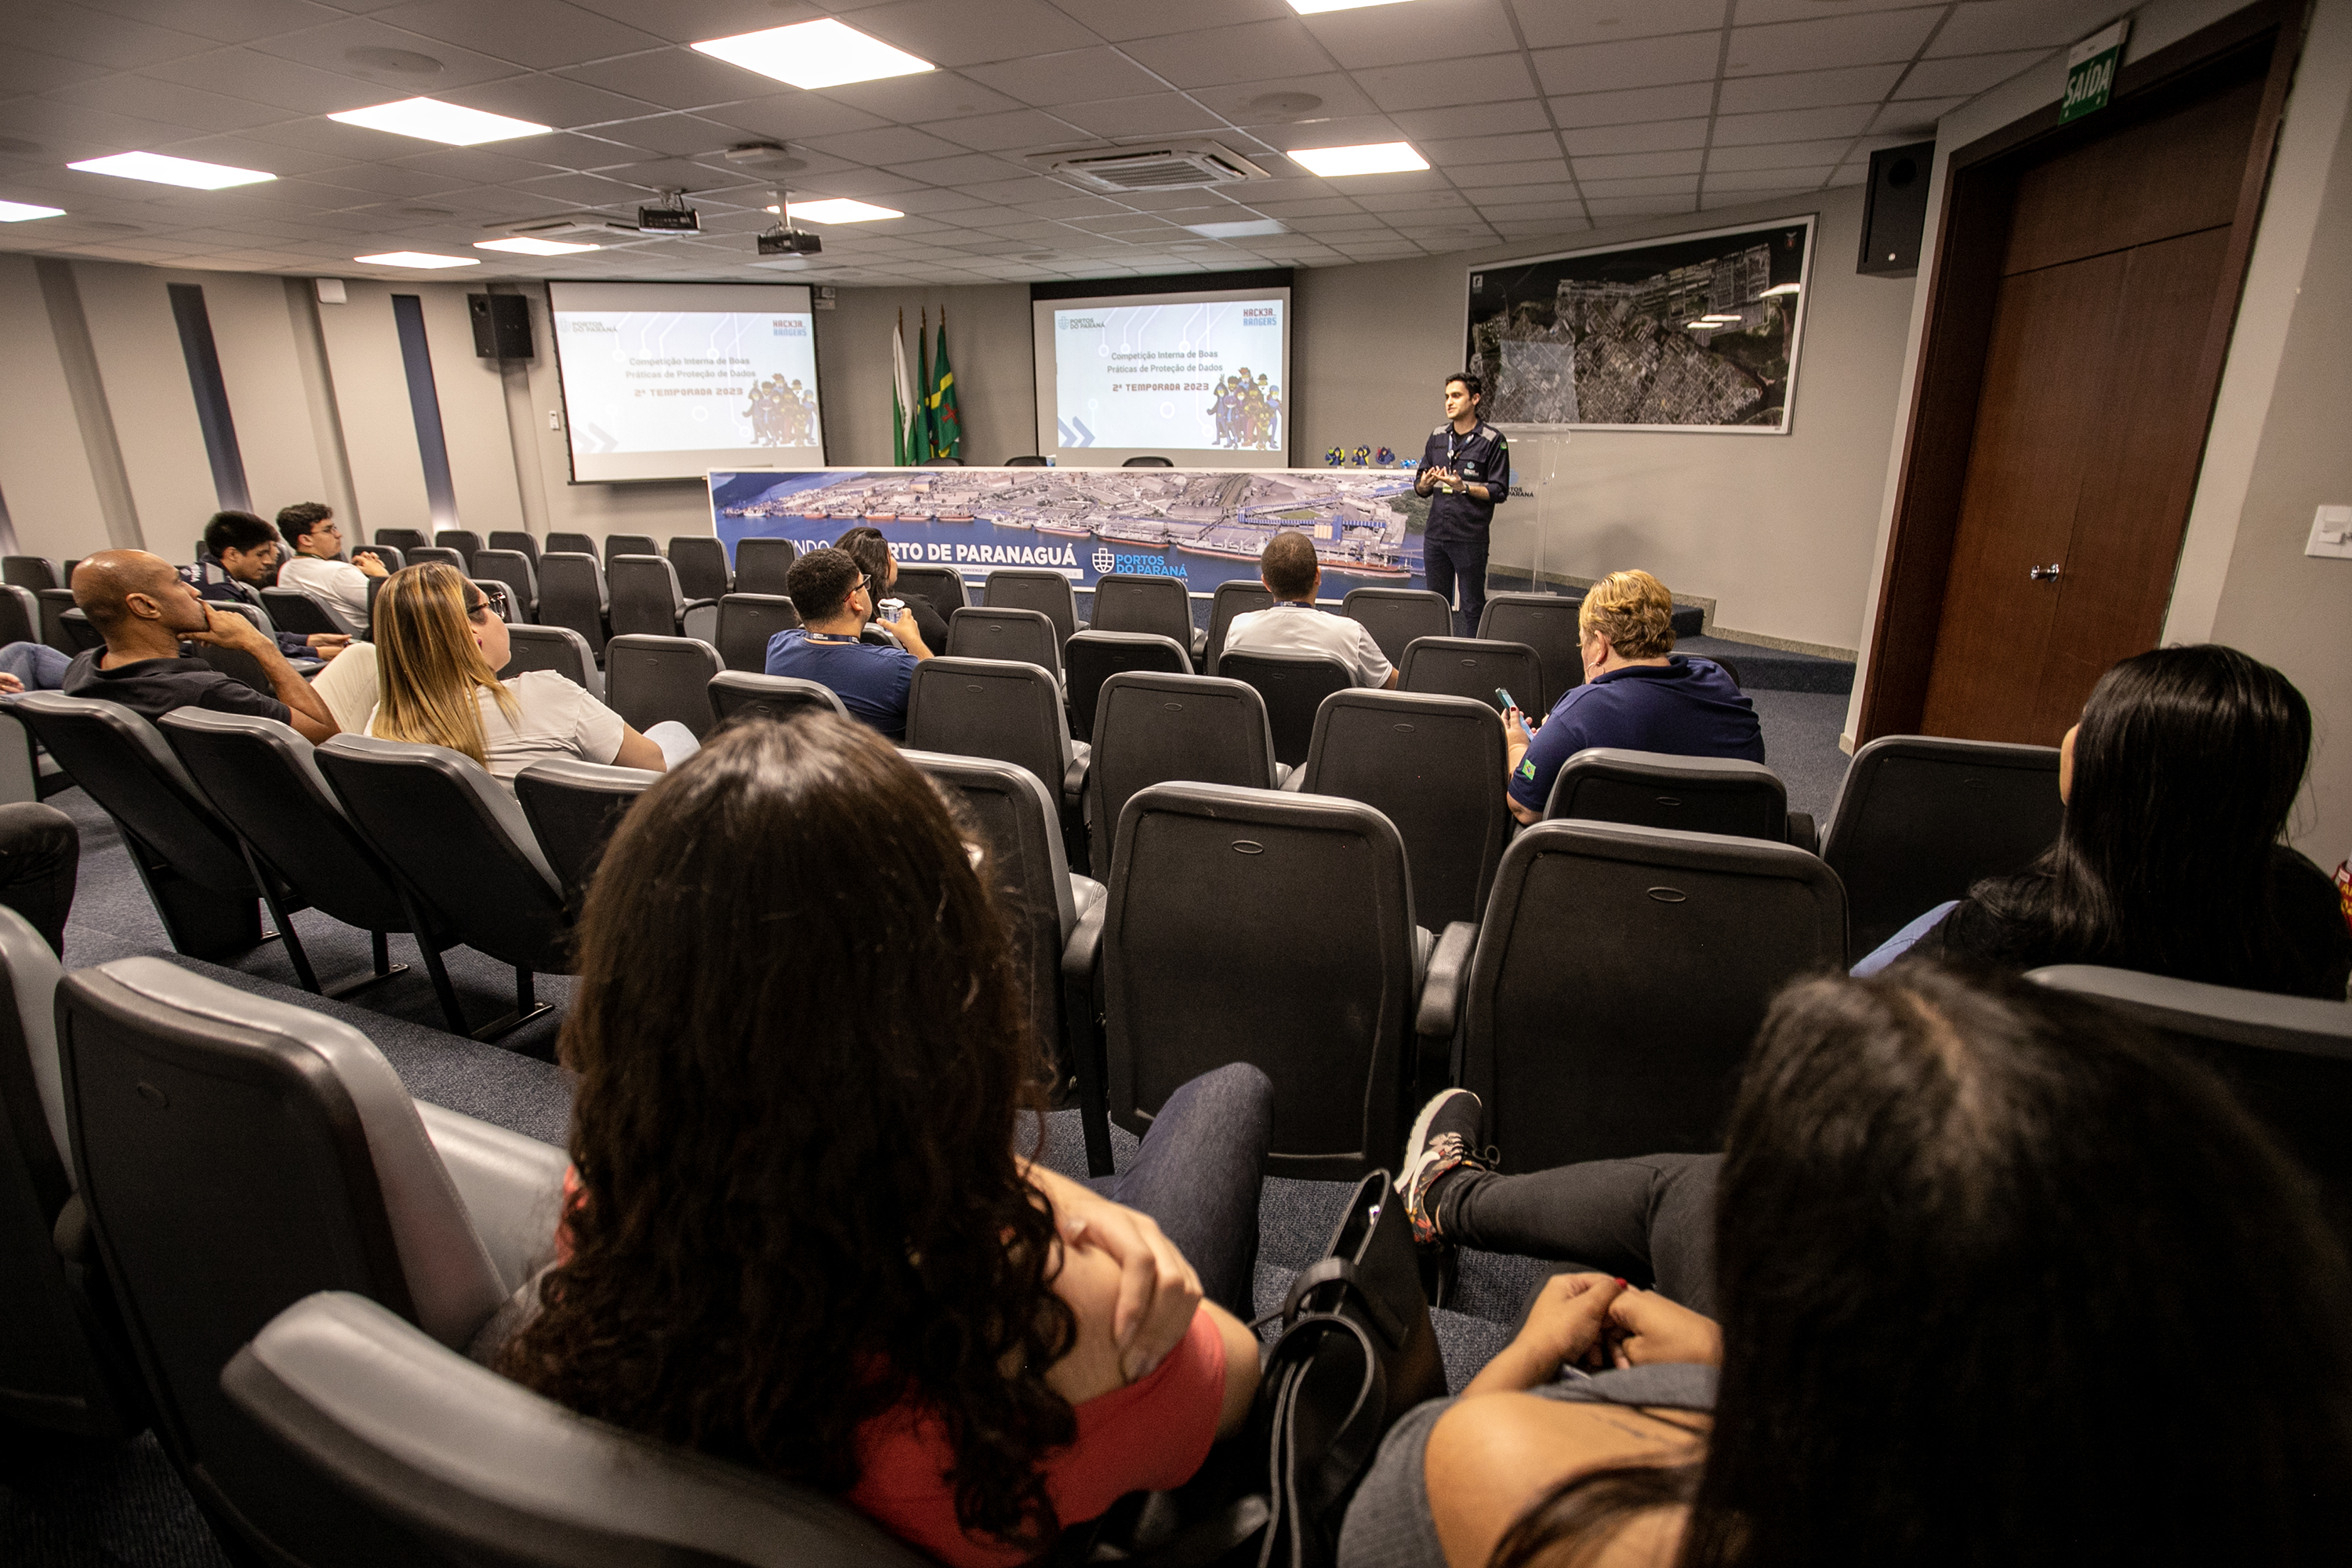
[61,550,339,744]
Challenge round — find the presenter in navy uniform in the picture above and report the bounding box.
[1414,372,1508,637]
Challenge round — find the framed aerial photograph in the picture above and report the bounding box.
[1464,216,1816,434]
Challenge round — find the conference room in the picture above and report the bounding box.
[2,0,2348,1563]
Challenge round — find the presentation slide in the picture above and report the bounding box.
[548,281,823,482]
[1033,287,1292,469]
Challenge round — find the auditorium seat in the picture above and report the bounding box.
[895,564,967,615]
[514,757,660,902]
[189,601,278,695]
[474,549,539,622]
[354,543,404,572]
[435,530,485,572]
[503,625,602,697]
[373,528,430,555]
[1545,748,1816,854]
[920,456,965,466]
[0,902,148,1439]
[1122,456,1174,467]
[37,587,80,653]
[1295,690,1511,930]
[58,959,568,1566]
[731,536,799,598]
[907,659,1089,864]
[317,734,569,1040]
[488,530,539,563]
[225,1292,929,1568]
[985,569,1082,648]
[408,545,467,574]
[160,710,440,1006]
[1088,573,1204,666]
[537,553,611,659]
[1823,735,2063,959]
[668,535,732,601]
[1063,631,1189,742]
[0,705,71,805]
[5,556,60,593]
[1004,453,1049,466]
[473,579,518,623]
[946,606,1063,681]
[545,532,596,560]
[604,633,724,739]
[0,583,39,646]
[1083,672,1281,872]
[1218,651,1353,768]
[1343,587,1452,669]
[1477,593,1585,713]
[260,585,352,640]
[1399,636,1541,710]
[715,593,800,673]
[707,671,848,730]
[608,556,718,643]
[1203,580,1274,677]
[56,606,104,655]
[1066,781,1462,1179]
[1425,820,1847,1172]
[604,533,659,561]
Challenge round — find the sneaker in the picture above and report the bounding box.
[1399,1089,1489,1249]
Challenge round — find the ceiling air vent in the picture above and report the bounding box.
[1034,142,1270,194]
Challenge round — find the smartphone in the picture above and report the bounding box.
[1495,687,1517,713]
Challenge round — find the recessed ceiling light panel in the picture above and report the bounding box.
[68,151,275,189]
[354,251,479,268]
[788,198,902,223]
[1185,219,1286,238]
[692,20,934,91]
[475,236,600,255]
[1290,0,1419,13]
[1286,142,1428,177]
[0,200,64,221]
[329,98,551,146]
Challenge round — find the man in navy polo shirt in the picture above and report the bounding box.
[1505,569,1762,826]
[766,546,932,741]
[1414,372,1509,637]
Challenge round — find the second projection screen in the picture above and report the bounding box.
[1034,287,1291,468]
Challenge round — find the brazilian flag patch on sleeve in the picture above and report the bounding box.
[1517,758,1537,781]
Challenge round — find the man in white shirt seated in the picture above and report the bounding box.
[1220,530,1398,688]
[274,501,387,633]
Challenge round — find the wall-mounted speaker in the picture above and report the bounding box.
[468,292,534,359]
[1857,140,1934,278]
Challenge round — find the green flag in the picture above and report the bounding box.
[913,309,935,465]
[929,312,962,461]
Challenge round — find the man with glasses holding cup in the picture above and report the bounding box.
[764,546,934,741]
[274,501,387,633]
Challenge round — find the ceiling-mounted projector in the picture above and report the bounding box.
[637,205,700,234]
[758,229,821,256]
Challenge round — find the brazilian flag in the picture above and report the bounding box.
[927,314,962,461]
[914,317,937,464]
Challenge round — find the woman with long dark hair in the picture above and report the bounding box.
[1870,644,2349,997]
[498,715,1266,1566]
[1341,964,2352,1567]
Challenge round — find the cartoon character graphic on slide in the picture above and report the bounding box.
[744,376,819,447]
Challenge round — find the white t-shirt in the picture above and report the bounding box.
[369,670,626,782]
[1223,603,1394,688]
[277,554,373,631]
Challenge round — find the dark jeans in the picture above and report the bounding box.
[0,800,78,954]
[1087,1062,1271,1319]
[1422,533,1490,639]
[1437,1152,1721,1317]
[0,641,71,691]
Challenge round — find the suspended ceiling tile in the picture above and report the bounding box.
[46,72,299,133]
[151,132,356,179]
[1443,158,1575,188]
[1417,130,1564,167]
[913,107,1087,153]
[821,71,1030,123]
[369,0,670,71]
[1547,80,1715,128]
[387,144,567,183]
[1585,192,1697,216]
[1187,72,1382,125]
[1708,137,1860,172]
[1356,54,1532,114]
[1531,31,1722,96]
[1723,10,1941,76]
[1705,165,1831,191]
[1387,97,1552,140]
[1298,0,1519,71]
[0,47,129,96]
[1572,147,1703,180]
[1118,18,1334,89]
[847,0,1101,68]
[1927,0,2122,57]
[1869,96,1963,136]
[75,0,353,47]
[797,124,971,165]
[882,151,1033,187]
[586,111,750,158]
[1716,61,1905,115]
[558,47,766,111]
[1051,93,1228,140]
[250,17,532,93]
[1576,172,1700,197]
[1559,117,1709,157]
[1711,103,1876,146]
[1896,49,2056,100]
[1516,0,1728,50]
[1730,0,1940,22]
[12,2,219,71]
[437,74,667,130]
[963,48,1168,107]
[701,92,895,141]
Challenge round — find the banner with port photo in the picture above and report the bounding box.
[706,466,1433,594]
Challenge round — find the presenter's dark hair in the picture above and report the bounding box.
[783,546,863,621]
[274,501,333,545]
[1261,531,1318,598]
[1445,370,1484,404]
[202,510,278,559]
[499,714,1076,1552]
[1492,961,2352,1568]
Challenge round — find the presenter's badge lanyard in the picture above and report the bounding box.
[1445,428,1484,494]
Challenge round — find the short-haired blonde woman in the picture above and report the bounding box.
[366,561,678,781]
[1504,569,1760,825]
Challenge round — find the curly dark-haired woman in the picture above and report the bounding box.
[498,714,1268,1566]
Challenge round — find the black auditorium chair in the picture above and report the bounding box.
[984,568,1081,648]
[731,537,798,597]
[8,693,287,961]
[906,660,1088,856]
[501,625,602,697]
[895,564,967,615]
[536,552,611,660]
[604,533,659,564]
[2027,966,2352,1237]
[1089,573,1205,666]
[668,535,731,601]
[38,588,80,653]
[1203,580,1275,676]
[160,710,440,1002]
[1424,820,1847,1174]
[1399,636,1541,710]
[908,750,1105,1090]
[317,735,571,1040]
[607,555,717,642]
[604,634,724,740]
[1295,689,1510,930]
[56,607,104,656]
[545,531,596,559]
[434,530,484,572]
[1121,456,1174,468]
[1545,748,1816,854]
[488,530,539,563]
[0,582,40,646]
[1218,650,1353,769]
[373,528,430,555]
[0,902,149,1439]
[1343,587,1452,670]
[260,586,351,641]
[514,758,660,905]
[1083,672,1282,872]
[1822,735,2063,959]
[947,606,1063,681]
[408,545,468,575]
[1004,453,1049,466]
[0,702,72,804]
[1062,631,1189,743]
[1477,593,1585,713]
[4,556,60,593]
[351,543,402,573]
[715,593,800,673]
[1065,782,1467,1179]
[707,671,847,730]
[58,959,568,1566]
[473,580,517,623]
[225,1293,931,1568]
[474,548,539,622]
[919,456,965,467]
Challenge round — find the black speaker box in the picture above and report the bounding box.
[1857,140,1934,278]
[468,292,534,359]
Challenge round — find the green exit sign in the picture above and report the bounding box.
[2062,20,2129,123]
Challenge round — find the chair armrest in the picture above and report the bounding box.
[681,602,720,643]
[1785,811,1818,856]
[1273,761,1294,788]
[1063,740,1091,801]
[1060,899,1114,1177]
[1415,920,1478,1044]
[417,1102,569,1295]
[1280,767,1309,792]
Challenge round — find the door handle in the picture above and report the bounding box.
[2028,564,2062,581]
